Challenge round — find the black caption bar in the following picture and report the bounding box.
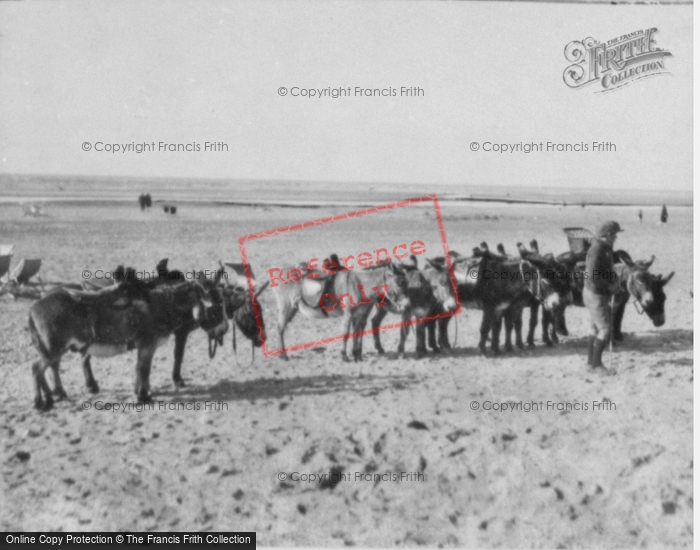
[2,533,256,547]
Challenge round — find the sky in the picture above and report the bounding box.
[0,1,693,191]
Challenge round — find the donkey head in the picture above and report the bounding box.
[192,270,229,355]
[424,258,458,312]
[623,259,674,327]
[218,261,267,348]
[382,262,411,312]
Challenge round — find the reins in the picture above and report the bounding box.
[231,322,256,368]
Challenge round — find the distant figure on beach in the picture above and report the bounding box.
[638,210,643,223]
[138,193,152,211]
[661,204,668,223]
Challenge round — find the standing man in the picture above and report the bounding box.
[584,220,623,374]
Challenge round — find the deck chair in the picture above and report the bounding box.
[0,245,14,282]
[10,258,42,285]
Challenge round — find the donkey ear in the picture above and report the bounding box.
[390,261,405,274]
[425,258,439,271]
[661,271,675,286]
[517,243,528,258]
[637,255,655,269]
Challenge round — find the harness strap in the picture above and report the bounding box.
[623,266,646,315]
[520,261,545,304]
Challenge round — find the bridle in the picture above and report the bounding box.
[205,288,229,358]
[520,261,545,305]
[623,266,648,315]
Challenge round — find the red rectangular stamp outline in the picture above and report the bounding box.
[238,194,461,358]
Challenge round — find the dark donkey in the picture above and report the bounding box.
[153,259,230,387]
[612,254,674,340]
[219,261,270,355]
[371,256,458,357]
[272,259,410,361]
[555,251,673,342]
[443,245,573,355]
[510,240,575,347]
[28,274,228,410]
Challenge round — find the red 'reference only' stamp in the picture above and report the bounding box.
[238,195,460,359]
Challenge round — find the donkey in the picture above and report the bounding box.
[371,256,457,357]
[555,251,673,342]
[441,245,573,355]
[271,260,410,361]
[611,255,674,340]
[28,276,227,410]
[219,261,269,355]
[152,260,230,387]
[511,240,575,347]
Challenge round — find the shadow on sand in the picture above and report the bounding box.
[130,329,691,405]
[153,372,425,403]
[440,327,693,360]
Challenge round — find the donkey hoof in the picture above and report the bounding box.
[173,378,186,389]
[138,394,153,405]
[87,382,100,394]
[341,353,351,363]
[52,388,68,400]
[375,346,385,355]
[36,397,53,411]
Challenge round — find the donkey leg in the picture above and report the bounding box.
[340,311,353,362]
[50,361,68,400]
[613,301,626,342]
[503,311,514,353]
[478,309,494,355]
[82,355,99,394]
[426,318,440,353]
[32,360,53,411]
[371,308,388,354]
[527,303,538,347]
[415,323,428,358]
[135,345,156,404]
[542,310,554,346]
[438,317,452,350]
[397,309,412,355]
[491,313,503,355]
[172,327,188,387]
[277,306,297,361]
[556,309,569,336]
[549,310,560,344]
[353,310,372,362]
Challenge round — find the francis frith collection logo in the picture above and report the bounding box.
[563,28,672,93]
